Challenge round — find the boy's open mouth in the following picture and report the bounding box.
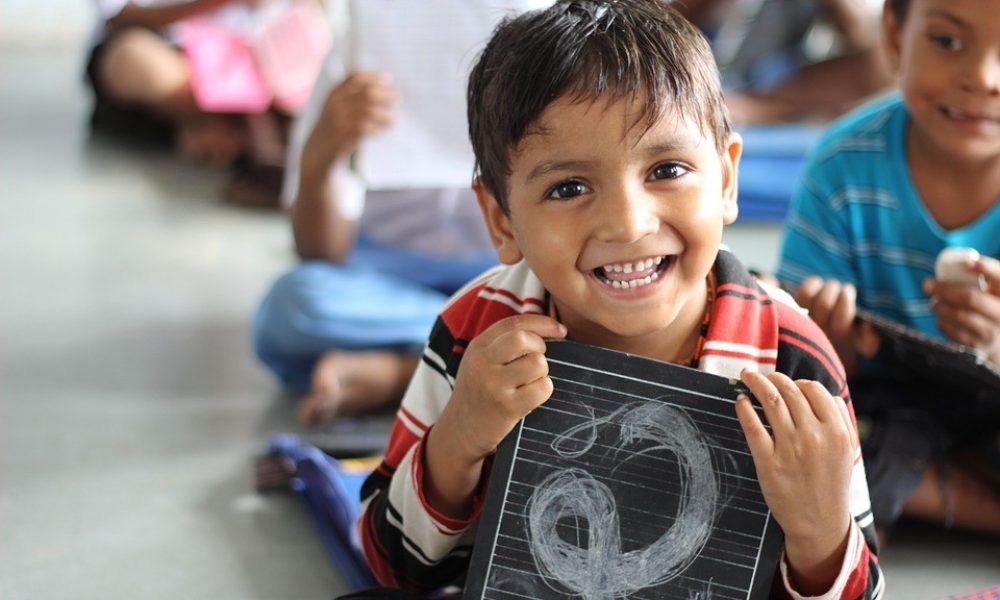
[593,255,673,289]
[940,105,1000,125]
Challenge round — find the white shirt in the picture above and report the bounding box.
[282,0,550,258]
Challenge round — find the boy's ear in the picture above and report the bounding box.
[473,179,524,265]
[882,4,903,72]
[720,132,742,225]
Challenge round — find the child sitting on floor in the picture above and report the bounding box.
[252,2,545,425]
[356,1,883,597]
[777,0,1000,537]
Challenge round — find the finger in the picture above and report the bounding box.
[796,379,839,424]
[811,279,844,331]
[832,394,858,445]
[342,70,393,92]
[923,276,935,295]
[358,108,396,135]
[494,314,569,341]
[736,393,774,456]
[355,84,399,108]
[932,280,982,308]
[794,276,824,310]
[740,370,794,434]
[487,329,547,365]
[482,315,567,363]
[853,321,882,358]
[768,372,816,427]
[502,350,550,388]
[829,282,857,338]
[514,374,555,413]
[971,255,1000,295]
[936,305,994,348]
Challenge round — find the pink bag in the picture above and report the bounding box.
[179,1,330,114]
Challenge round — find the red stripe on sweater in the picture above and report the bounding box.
[841,546,872,600]
[361,503,398,586]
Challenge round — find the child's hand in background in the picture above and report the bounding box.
[926,254,1000,366]
[735,370,857,596]
[794,277,879,378]
[304,71,397,170]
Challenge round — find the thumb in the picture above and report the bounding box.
[970,255,1000,295]
[853,321,881,358]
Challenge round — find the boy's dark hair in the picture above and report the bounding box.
[467,0,732,210]
[887,0,910,24]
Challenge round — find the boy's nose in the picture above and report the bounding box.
[593,187,659,243]
[961,52,1000,95]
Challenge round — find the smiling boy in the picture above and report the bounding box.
[358,1,883,598]
[777,0,1000,536]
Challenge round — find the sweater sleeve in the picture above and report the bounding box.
[356,316,485,592]
[772,303,884,600]
[357,264,547,592]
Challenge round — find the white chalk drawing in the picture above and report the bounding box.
[525,402,722,599]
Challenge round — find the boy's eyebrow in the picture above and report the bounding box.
[525,160,598,183]
[640,139,700,157]
[926,9,969,29]
[525,140,700,183]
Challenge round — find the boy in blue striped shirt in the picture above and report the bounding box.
[777,0,1000,538]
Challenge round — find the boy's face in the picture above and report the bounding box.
[476,95,741,356]
[885,0,1000,162]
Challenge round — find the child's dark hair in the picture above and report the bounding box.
[887,0,910,23]
[467,0,732,210]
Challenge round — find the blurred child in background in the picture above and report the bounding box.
[678,0,892,124]
[88,0,254,164]
[777,0,1000,538]
[252,1,545,426]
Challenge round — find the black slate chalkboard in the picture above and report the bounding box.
[857,309,1000,407]
[464,340,783,600]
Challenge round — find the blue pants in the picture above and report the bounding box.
[253,240,497,391]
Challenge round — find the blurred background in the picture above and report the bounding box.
[1,1,996,598]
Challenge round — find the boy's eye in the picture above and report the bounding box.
[547,180,590,200]
[648,162,688,181]
[929,33,962,51]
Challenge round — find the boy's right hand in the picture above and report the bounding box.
[304,71,397,170]
[424,315,567,518]
[794,277,879,378]
[445,315,568,460]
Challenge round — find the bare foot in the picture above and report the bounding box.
[298,351,420,426]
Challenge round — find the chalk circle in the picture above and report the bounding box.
[526,403,718,598]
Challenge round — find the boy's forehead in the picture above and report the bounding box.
[521,94,706,151]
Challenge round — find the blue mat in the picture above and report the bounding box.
[265,434,378,592]
[736,124,824,222]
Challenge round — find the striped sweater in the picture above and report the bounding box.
[358,249,884,599]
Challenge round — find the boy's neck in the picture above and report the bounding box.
[907,124,1000,230]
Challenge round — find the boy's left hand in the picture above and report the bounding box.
[735,370,855,595]
[925,255,1000,366]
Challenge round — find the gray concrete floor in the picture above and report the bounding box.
[1,35,997,600]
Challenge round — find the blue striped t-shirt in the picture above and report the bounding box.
[777,95,1000,340]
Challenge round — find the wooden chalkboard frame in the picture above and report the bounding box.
[464,340,784,600]
[857,310,1000,405]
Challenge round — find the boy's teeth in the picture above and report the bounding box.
[609,271,658,289]
[601,257,663,275]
